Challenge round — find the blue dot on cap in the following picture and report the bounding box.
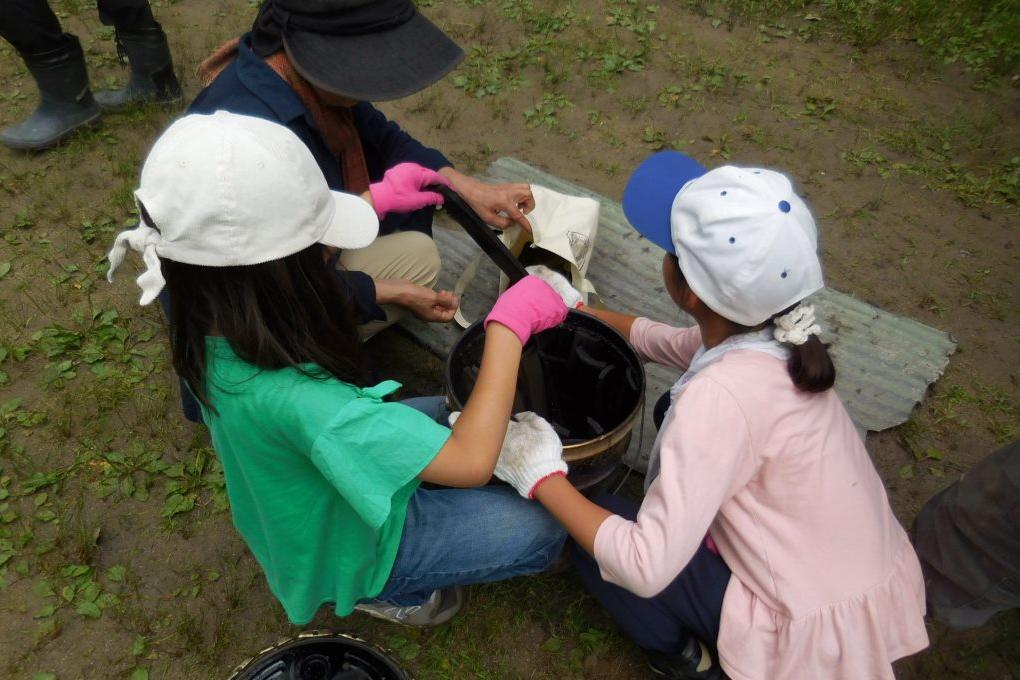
[720,190,727,196]
[729,236,736,244]
[778,200,791,213]
[781,270,788,279]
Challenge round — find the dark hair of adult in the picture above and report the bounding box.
[161,243,368,412]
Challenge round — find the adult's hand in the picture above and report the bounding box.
[376,279,459,323]
[439,167,535,232]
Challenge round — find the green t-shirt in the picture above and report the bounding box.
[199,337,450,624]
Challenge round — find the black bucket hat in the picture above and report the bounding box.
[252,0,464,101]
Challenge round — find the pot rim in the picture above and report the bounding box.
[446,309,647,462]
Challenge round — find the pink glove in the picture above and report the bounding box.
[369,163,452,218]
[485,275,568,345]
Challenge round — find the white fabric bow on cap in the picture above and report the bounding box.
[106,223,165,306]
[773,303,822,346]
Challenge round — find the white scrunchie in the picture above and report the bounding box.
[106,223,165,306]
[773,304,821,346]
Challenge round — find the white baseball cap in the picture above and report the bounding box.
[622,151,824,326]
[107,110,379,304]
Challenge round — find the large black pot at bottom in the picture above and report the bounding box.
[228,631,409,680]
[446,310,646,490]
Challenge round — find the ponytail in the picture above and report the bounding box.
[766,303,836,393]
[712,291,838,393]
[786,334,835,393]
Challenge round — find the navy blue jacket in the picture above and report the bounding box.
[189,34,453,321]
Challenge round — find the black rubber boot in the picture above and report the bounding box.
[1,35,102,151]
[93,24,182,110]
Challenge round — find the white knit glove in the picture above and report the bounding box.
[526,265,583,309]
[495,412,568,498]
[447,411,568,497]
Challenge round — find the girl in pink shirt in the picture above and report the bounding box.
[501,152,930,679]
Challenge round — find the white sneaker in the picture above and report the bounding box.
[354,586,464,627]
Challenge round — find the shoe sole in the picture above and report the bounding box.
[354,588,465,628]
[95,94,183,112]
[1,110,102,151]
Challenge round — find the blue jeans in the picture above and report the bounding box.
[372,397,568,606]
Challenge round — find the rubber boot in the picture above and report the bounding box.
[94,25,182,110]
[1,35,102,151]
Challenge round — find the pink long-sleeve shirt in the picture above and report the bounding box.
[594,318,929,679]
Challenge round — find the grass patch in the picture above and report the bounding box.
[682,0,1020,81]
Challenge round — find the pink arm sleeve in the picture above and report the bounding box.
[628,317,703,371]
[592,378,757,597]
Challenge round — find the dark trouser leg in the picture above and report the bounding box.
[96,0,158,30]
[570,494,729,655]
[0,0,67,54]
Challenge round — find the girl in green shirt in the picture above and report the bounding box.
[108,111,570,626]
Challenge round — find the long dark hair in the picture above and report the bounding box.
[162,244,368,411]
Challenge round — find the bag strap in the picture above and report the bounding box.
[453,225,525,329]
[452,250,484,329]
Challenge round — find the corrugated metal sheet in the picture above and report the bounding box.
[402,157,956,468]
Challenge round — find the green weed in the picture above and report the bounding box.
[841,147,889,176]
[802,94,838,119]
[642,126,669,150]
[160,447,228,521]
[661,54,750,108]
[587,46,647,83]
[523,93,573,131]
[31,308,155,389]
[926,381,1019,443]
[451,46,527,99]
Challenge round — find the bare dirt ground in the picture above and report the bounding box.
[0,1,1017,678]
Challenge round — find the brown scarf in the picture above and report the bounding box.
[198,39,371,194]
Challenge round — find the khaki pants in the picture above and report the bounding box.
[337,230,441,339]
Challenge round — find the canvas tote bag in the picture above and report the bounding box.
[453,184,600,327]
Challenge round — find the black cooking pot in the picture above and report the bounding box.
[446,310,644,489]
[228,631,408,680]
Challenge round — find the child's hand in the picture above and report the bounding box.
[494,412,567,498]
[368,163,453,218]
[485,275,568,345]
[526,265,583,308]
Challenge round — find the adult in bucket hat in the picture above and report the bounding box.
[508,152,929,679]
[188,0,535,343]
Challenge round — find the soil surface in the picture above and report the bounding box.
[0,1,1017,678]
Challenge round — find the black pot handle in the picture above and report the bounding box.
[432,184,529,285]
